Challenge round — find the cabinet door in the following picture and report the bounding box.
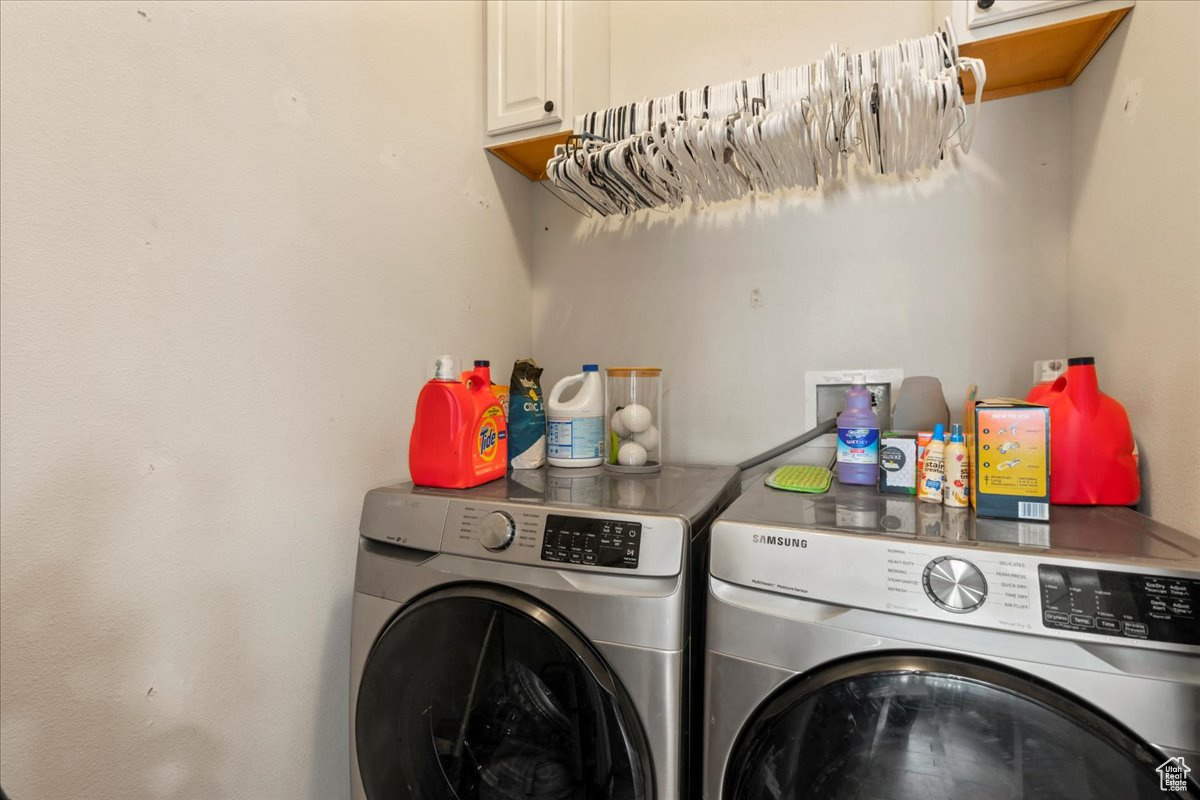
[967,0,1091,30]
[486,0,564,136]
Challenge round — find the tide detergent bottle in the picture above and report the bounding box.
[409,355,507,488]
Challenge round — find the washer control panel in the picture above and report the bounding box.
[923,556,988,612]
[1039,565,1198,645]
[359,490,686,576]
[541,514,642,569]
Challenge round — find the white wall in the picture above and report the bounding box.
[0,2,531,797]
[533,1,1070,467]
[1066,2,1200,534]
[609,0,931,101]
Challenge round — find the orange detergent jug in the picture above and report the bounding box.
[409,356,507,488]
[1041,357,1139,505]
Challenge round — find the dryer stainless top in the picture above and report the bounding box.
[718,480,1200,564]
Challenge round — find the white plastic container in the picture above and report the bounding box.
[546,364,605,467]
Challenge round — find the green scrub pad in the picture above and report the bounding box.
[765,465,833,494]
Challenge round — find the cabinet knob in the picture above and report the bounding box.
[544,100,555,113]
[976,0,995,8]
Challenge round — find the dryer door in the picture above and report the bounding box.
[356,584,653,800]
[725,654,1194,799]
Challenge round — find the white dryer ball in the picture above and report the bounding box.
[620,404,653,434]
[610,410,630,438]
[632,424,659,453]
[617,441,648,467]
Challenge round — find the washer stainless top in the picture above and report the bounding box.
[361,464,740,568]
[409,463,741,520]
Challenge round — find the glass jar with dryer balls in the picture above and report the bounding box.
[605,368,662,473]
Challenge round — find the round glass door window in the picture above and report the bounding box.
[356,586,651,800]
[726,655,1191,800]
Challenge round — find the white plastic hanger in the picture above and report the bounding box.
[545,25,987,214]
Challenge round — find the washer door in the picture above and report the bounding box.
[725,655,1193,799]
[356,585,652,800]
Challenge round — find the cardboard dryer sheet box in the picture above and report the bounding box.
[964,388,1051,521]
[879,433,918,495]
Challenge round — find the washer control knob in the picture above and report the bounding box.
[923,556,988,612]
[479,511,516,551]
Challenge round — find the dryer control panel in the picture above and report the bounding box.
[710,520,1200,652]
[1039,565,1199,645]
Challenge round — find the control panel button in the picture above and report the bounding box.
[923,556,988,613]
[1123,621,1148,638]
[479,511,516,552]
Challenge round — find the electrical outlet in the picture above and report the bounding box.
[805,369,904,432]
[1033,358,1067,385]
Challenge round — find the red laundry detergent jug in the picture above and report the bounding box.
[1040,357,1139,505]
[409,356,507,488]
[1026,382,1053,406]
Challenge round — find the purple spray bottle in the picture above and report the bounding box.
[836,375,880,486]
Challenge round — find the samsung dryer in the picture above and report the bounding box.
[351,464,739,800]
[705,481,1199,799]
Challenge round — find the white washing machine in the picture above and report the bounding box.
[350,464,739,800]
[705,481,1199,799]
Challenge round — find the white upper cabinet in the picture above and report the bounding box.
[968,0,1090,30]
[486,0,563,135]
[485,0,609,145]
[935,0,1134,43]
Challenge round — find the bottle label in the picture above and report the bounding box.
[945,447,969,506]
[837,427,879,465]
[920,451,946,497]
[548,416,603,459]
[476,406,505,462]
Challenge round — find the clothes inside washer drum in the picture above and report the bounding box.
[479,742,574,800]
[470,662,578,799]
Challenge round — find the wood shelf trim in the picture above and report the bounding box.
[1065,7,1129,84]
[488,7,1132,180]
[486,130,571,181]
[960,8,1131,104]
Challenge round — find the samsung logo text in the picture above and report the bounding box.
[752,534,808,548]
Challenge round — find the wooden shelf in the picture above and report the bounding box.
[959,8,1131,103]
[486,130,571,181]
[487,7,1131,181]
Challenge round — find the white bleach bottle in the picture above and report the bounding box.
[546,364,605,468]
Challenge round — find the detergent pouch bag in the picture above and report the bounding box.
[508,359,546,469]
